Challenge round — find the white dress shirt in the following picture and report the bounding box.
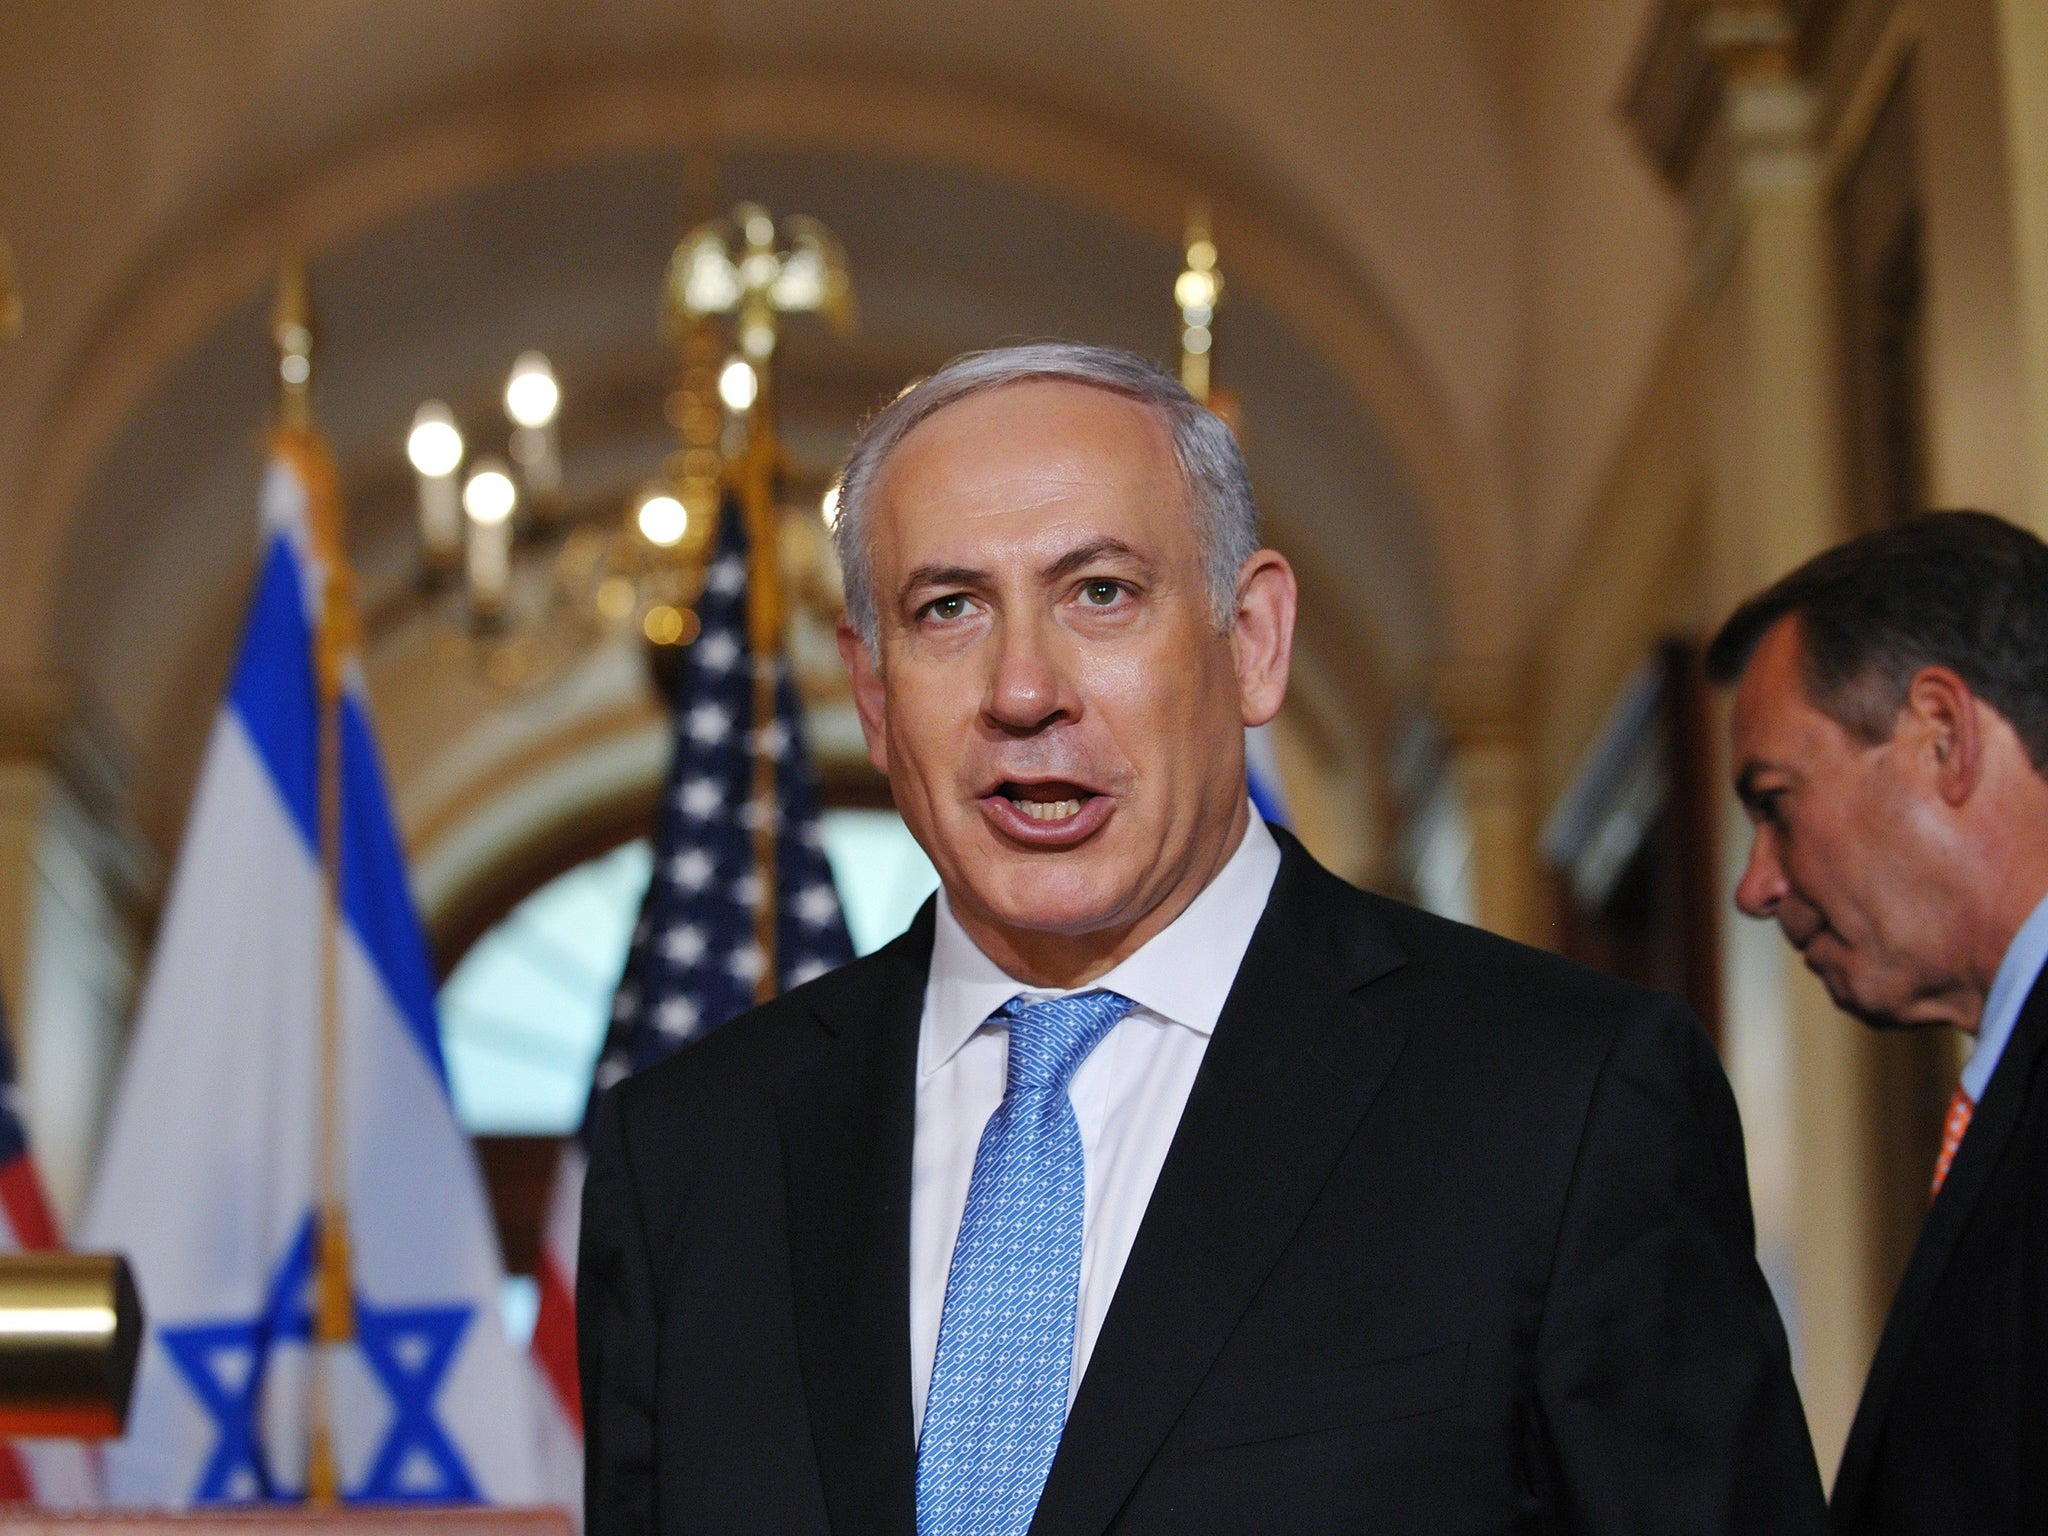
[908,806,1282,1438]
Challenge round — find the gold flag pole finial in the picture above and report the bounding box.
[272,257,316,429]
[1,234,22,340]
[1176,205,1222,404]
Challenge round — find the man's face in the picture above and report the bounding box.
[1728,616,1969,1028]
[839,380,1290,977]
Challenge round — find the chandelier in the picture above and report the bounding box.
[400,203,854,690]
[395,200,1225,693]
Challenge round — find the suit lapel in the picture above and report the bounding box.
[1030,837,1410,1536]
[779,906,932,1536]
[1833,969,2048,1510]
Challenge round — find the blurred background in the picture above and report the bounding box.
[2,0,2043,1480]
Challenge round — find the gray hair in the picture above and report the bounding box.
[831,341,1259,651]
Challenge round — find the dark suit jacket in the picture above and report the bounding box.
[581,831,1826,1534]
[1830,966,2048,1534]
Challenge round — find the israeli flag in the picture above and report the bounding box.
[79,445,540,1506]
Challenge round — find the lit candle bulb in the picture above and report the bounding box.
[407,402,464,578]
[504,351,562,501]
[463,457,516,626]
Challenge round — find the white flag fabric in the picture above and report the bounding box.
[79,443,541,1506]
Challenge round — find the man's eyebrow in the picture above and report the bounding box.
[1042,538,1152,583]
[896,541,1155,602]
[899,563,988,598]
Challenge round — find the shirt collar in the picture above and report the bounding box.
[1961,888,2048,1102]
[920,805,1283,1079]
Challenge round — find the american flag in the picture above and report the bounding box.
[597,496,856,1082]
[528,495,855,1511]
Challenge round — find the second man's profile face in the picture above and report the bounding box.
[839,380,1290,980]
[1728,615,1970,1029]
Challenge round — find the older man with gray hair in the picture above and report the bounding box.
[579,341,1825,1535]
[1710,510,2048,1534]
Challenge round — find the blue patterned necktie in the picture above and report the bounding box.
[916,989,1138,1536]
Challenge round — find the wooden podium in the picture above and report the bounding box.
[0,1510,572,1536]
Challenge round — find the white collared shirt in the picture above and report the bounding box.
[909,806,1282,1438]
[1961,889,2048,1103]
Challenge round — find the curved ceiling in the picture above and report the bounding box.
[1,0,1530,675]
[60,141,1434,853]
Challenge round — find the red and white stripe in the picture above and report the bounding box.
[530,1143,585,1522]
[0,1159,58,1254]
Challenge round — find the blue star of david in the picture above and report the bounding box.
[160,1220,314,1501]
[159,1214,478,1504]
[353,1299,477,1500]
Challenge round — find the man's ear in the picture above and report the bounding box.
[1901,665,1983,807]
[836,617,890,777]
[1231,549,1297,728]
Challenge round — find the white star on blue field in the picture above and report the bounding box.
[586,496,855,1119]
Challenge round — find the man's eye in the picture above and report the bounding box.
[1081,580,1123,606]
[925,595,969,621]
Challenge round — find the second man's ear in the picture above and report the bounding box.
[1904,665,1983,807]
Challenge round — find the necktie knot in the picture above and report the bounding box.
[997,990,1136,1097]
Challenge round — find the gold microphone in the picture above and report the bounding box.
[0,1253,143,1438]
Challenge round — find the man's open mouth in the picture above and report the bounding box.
[998,782,1094,822]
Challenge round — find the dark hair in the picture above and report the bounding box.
[1705,510,2048,772]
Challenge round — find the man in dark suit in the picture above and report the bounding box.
[1708,511,2048,1535]
[581,342,1825,1534]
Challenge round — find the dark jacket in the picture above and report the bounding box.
[1831,965,2048,1534]
[580,830,1826,1534]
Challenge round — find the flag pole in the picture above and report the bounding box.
[660,203,851,1006]
[273,259,356,1507]
[737,335,783,1007]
